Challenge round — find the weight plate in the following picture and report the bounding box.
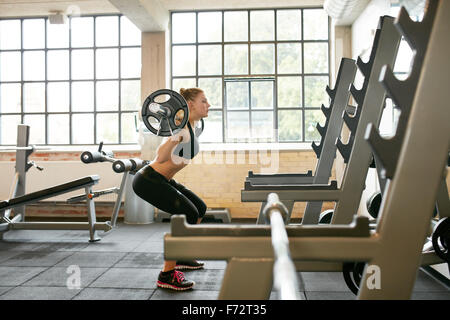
[142,89,189,136]
[432,217,450,262]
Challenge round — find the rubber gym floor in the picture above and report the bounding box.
[0,221,449,300]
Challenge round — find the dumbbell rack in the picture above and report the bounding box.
[242,15,402,225]
[248,58,357,224]
[164,0,449,299]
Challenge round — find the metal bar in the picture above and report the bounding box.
[111,171,128,227]
[10,221,112,231]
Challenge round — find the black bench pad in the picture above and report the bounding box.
[0,175,100,210]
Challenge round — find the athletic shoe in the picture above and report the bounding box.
[175,260,205,270]
[157,270,194,291]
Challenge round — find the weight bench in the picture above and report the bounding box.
[0,175,112,242]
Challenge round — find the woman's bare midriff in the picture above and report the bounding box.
[149,158,188,181]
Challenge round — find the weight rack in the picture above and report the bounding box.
[242,15,402,225]
[250,58,357,224]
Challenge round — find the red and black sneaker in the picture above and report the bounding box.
[175,260,205,270]
[157,270,195,291]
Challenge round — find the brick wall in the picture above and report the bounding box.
[1,149,335,220]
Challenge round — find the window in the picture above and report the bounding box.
[0,15,141,145]
[170,8,330,143]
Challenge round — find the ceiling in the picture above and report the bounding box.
[0,0,325,18]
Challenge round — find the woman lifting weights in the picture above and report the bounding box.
[133,88,210,291]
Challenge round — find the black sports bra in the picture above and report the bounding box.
[172,122,201,160]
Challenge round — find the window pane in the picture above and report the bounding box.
[47,21,69,48]
[47,50,69,80]
[198,78,222,108]
[96,48,119,79]
[305,109,325,141]
[227,112,249,141]
[379,98,395,137]
[0,20,21,49]
[72,113,94,144]
[304,43,328,73]
[96,81,118,111]
[277,10,301,41]
[278,110,302,141]
[250,10,274,41]
[252,111,273,140]
[224,44,248,75]
[0,52,21,81]
[0,115,21,144]
[121,16,141,46]
[47,82,69,112]
[226,82,248,110]
[71,17,94,47]
[121,112,138,143]
[72,49,94,79]
[48,114,69,144]
[121,48,141,78]
[172,46,196,76]
[172,78,196,93]
[200,110,222,143]
[304,76,328,108]
[224,11,248,42]
[23,19,45,49]
[303,9,328,40]
[278,43,302,74]
[278,76,302,108]
[198,45,222,75]
[72,81,94,111]
[121,80,141,111]
[251,44,274,75]
[96,113,118,143]
[23,114,45,144]
[0,83,21,113]
[198,12,222,43]
[23,83,45,113]
[23,51,45,81]
[172,13,196,44]
[394,40,413,74]
[251,81,273,109]
[96,16,118,47]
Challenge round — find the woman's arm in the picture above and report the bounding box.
[153,128,189,163]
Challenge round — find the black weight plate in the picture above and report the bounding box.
[319,209,333,224]
[342,262,359,295]
[432,217,450,262]
[366,192,382,219]
[142,89,189,136]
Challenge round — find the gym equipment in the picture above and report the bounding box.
[431,218,449,263]
[242,15,402,226]
[262,193,300,300]
[78,143,150,227]
[0,125,112,242]
[141,89,204,137]
[248,58,357,224]
[164,0,449,299]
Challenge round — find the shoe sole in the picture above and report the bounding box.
[174,265,204,270]
[157,280,195,291]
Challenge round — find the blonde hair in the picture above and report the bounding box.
[179,87,203,102]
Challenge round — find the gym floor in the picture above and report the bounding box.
[0,221,449,300]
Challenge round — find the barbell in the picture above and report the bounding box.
[141,89,203,137]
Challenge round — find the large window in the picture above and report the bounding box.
[0,15,141,146]
[170,8,330,143]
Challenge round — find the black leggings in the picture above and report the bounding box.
[132,165,206,224]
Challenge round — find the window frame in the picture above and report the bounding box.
[170,7,331,144]
[0,14,141,146]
